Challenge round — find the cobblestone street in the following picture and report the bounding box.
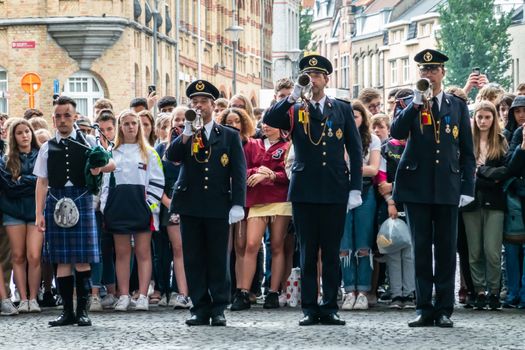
[1,303,524,350]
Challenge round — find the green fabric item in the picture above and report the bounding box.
[84,146,111,195]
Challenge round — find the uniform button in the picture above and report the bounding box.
[406,166,409,169]
[436,150,440,154]
[322,162,326,166]
[205,168,209,172]
[66,176,70,180]
[322,142,326,146]
[65,154,69,157]
[323,152,326,156]
[65,147,68,150]
[205,151,209,154]
[435,160,439,164]
[204,185,208,189]
[66,169,70,172]
[322,133,325,137]
[321,123,325,126]
[66,162,69,165]
[205,177,209,180]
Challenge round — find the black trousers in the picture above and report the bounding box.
[292,202,346,317]
[404,203,458,318]
[180,215,230,318]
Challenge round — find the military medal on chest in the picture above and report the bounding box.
[444,116,451,134]
[327,120,333,137]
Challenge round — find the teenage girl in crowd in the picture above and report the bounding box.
[155,106,191,308]
[101,110,164,312]
[0,119,41,313]
[218,107,257,305]
[340,100,381,311]
[461,101,509,310]
[232,122,291,310]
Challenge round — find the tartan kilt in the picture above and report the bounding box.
[43,186,99,264]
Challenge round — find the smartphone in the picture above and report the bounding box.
[472,67,481,76]
[148,85,156,95]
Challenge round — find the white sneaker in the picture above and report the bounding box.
[278,293,288,307]
[158,294,168,307]
[17,300,29,313]
[100,294,118,309]
[114,295,131,311]
[134,294,149,311]
[1,299,18,316]
[89,295,103,312]
[353,293,369,310]
[341,293,356,310]
[29,299,41,313]
[172,294,191,309]
[167,292,179,307]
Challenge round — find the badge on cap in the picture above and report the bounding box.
[195,81,205,91]
[221,153,229,167]
[424,51,433,62]
[309,57,318,67]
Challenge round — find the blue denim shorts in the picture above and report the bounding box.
[2,213,33,226]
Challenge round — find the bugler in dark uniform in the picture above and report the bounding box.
[390,49,476,328]
[264,54,363,326]
[166,80,246,327]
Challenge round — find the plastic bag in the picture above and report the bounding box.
[376,218,412,254]
[285,267,301,307]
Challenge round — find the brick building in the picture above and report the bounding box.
[0,0,273,118]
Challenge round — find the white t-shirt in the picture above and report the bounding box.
[364,133,381,165]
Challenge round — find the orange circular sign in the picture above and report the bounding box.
[20,72,42,94]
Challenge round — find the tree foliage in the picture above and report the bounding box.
[438,0,513,90]
[300,6,314,51]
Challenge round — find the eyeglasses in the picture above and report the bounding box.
[368,103,382,110]
[419,66,442,74]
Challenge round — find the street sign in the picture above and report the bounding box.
[12,41,36,49]
[20,72,42,108]
[53,79,60,94]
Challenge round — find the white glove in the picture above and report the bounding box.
[182,120,194,136]
[459,195,475,208]
[287,83,303,103]
[347,190,363,212]
[229,205,245,224]
[412,89,424,105]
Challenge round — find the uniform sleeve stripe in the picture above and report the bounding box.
[149,181,164,189]
[147,191,162,201]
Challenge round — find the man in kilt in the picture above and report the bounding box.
[34,96,115,326]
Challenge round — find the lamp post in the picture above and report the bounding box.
[226,25,243,95]
[287,49,302,80]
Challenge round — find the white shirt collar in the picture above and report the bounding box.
[55,129,77,143]
[203,120,214,139]
[311,95,327,113]
[434,90,444,110]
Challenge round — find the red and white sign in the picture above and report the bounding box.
[11,41,36,49]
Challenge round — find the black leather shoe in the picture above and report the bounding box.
[435,315,453,328]
[76,296,92,326]
[211,314,227,326]
[48,311,77,327]
[230,290,251,311]
[319,313,346,326]
[407,315,434,327]
[185,315,210,326]
[298,314,319,326]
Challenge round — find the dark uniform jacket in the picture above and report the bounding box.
[165,122,246,219]
[390,93,476,205]
[263,97,363,204]
[506,126,525,197]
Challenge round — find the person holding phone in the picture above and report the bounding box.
[464,67,490,95]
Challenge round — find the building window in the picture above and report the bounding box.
[0,68,7,113]
[64,71,104,118]
[390,29,404,44]
[403,58,410,83]
[341,55,349,89]
[419,22,433,37]
[390,60,398,86]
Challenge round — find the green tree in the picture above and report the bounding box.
[438,0,513,92]
[300,6,314,51]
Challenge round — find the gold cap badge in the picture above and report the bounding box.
[309,57,318,67]
[195,81,205,91]
[423,52,433,62]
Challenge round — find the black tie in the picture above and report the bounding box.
[431,97,440,119]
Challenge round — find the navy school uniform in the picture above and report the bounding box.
[165,122,246,319]
[263,96,363,317]
[390,93,475,319]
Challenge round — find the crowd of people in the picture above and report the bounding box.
[0,48,524,329]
